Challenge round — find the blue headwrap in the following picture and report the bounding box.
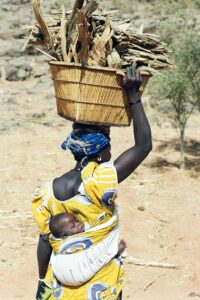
[61,131,110,157]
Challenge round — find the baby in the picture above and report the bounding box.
[49,212,85,238]
[49,212,127,255]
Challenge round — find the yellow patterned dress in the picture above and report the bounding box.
[32,161,125,300]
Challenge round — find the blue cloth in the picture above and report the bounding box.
[61,131,110,157]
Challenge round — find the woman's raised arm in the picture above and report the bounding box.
[114,65,152,183]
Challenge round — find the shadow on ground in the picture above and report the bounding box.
[149,139,200,172]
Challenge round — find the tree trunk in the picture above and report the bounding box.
[179,125,185,169]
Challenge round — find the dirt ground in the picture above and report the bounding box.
[0,73,200,300]
[0,0,200,298]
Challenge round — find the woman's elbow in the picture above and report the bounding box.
[143,141,153,156]
[147,142,153,153]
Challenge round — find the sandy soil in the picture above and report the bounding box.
[0,72,200,300]
[0,1,200,298]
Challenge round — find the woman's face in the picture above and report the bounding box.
[100,145,111,162]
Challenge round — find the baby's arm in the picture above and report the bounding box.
[117,239,127,256]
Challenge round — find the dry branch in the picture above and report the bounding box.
[70,0,85,20]
[107,48,121,68]
[66,1,83,51]
[88,16,113,66]
[122,252,178,269]
[32,0,54,50]
[76,10,90,66]
[34,47,57,61]
[60,5,68,61]
[144,271,167,291]
[26,0,173,74]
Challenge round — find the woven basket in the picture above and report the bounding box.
[49,61,150,127]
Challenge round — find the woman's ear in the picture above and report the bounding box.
[97,155,102,162]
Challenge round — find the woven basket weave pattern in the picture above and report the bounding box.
[49,62,149,126]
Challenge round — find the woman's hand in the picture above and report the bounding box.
[118,63,142,104]
[36,280,51,300]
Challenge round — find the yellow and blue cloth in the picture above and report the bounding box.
[32,161,125,300]
[61,131,110,158]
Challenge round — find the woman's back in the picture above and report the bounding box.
[32,161,118,235]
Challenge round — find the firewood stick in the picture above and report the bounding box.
[68,0,85,33]
[34,46,57,60]
[76,9,90,66]
[71,0,85,19]
[32,0,53,48]
[144,271,168,291]
[60,5,68,61]
[126,258,177,269]
[28,1,172,73]
[21,27,34,52]
[122,252,178,269]
[66,1,85,52]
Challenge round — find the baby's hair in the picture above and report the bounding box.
[49,213,68,238]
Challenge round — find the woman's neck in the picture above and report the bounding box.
[74,162,82,171]
[74,158,99,172]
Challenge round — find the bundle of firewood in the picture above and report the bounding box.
[28,0,172,75]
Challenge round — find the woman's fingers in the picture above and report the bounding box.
[139,72,142,84]
[116,70,126,77]
[131,62,137,78]
[116,70,126,88]
[117,64,142,91]
[136,69,141,81]
[126,66,132,79]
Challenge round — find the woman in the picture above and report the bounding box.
[32,65,152,300]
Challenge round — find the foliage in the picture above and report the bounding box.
[194,0,200,9]
[148,8,200,168]
[157,10,197,45]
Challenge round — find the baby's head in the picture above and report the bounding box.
[49,213,85,238]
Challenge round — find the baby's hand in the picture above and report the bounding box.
[117,239,127,255]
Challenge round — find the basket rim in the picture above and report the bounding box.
[48,61,151,77]
[49,61,121,73]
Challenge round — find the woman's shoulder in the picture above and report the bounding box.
[82,161,117,180]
